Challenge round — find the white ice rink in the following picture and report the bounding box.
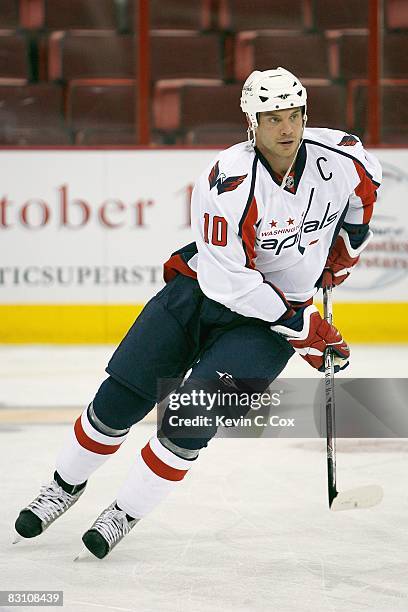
[1,345,408,612]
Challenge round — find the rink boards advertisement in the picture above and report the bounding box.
[1,148,407,343]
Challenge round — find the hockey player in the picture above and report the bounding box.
[14,68,381,559]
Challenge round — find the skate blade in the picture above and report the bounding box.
[330,485,383,511]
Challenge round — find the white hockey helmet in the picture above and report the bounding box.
[240,67,307,134]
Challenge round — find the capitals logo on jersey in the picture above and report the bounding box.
[208,161,247,195]
[338,134,359,146]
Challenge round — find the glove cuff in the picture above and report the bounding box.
[271,305,319,340]
[339,227,373,257]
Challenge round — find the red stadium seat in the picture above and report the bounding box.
[0,126,71,145]
[352,82,408,143]
[386,0,408,30]
[0,33,29,80]
[306,83,347,130]
[383,33,408,78]
[151,32,224,80]
[0,0,19,29]
[44,0,120,30]
[0,83,66,143]
[338,33,368,80]
[149,0,212,31]
[185,123,246,146]
[219,0,309,31]
[48,32,135,80]
[20,0,44,29]
[67,79,136,133]
[313,0,368,30]
[154,81,244,134]
[48,32,222,82]
[75,128,137,145]
[338,33,408,80]
[235,31,331,81]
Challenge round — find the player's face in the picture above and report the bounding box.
[255,108,304,169]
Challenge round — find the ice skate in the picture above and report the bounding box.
[14,478,86,540]
[80,502,139,559]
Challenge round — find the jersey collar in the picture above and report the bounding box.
[255,141,307,194]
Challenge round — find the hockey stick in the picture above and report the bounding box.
[323,285,383,511]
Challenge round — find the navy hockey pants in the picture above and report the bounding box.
[98,274,294,449]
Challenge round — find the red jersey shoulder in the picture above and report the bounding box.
[208,160,248,195]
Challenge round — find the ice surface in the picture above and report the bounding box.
[0,346,407,612]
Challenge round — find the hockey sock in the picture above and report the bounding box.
[55,404,130,486]
[116,434,198,519]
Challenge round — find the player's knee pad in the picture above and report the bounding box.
[158,432,200,459]
[87,401,130,437]
[92,376,155,431]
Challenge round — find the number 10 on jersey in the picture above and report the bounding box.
[203,213,228,246]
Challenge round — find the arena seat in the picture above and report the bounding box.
[352,82,408,143]
[386,0,408,30]
[313,0,368,30]
[154,81,242,135]
[184,123,246,146]
[48,32,135,80]
[0,83,66,143]
[338,33,368,80]
[149,0,212,31]
[338,32,408,80]
[0,33,30,80]
[75,128,137,145]
[0,126,71,145]
[20,0,44,29]
[219,0,308,31]
[383,33,408,78]
[48,31,223,82]
[305,83,347,130]
[44,0,120,31]
[151,32,224,80]
[67,79,136,134]
[235,31,331,81]
[0,0,19,29]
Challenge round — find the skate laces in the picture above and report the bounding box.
[28,480,78,523]
[93,506,132,546]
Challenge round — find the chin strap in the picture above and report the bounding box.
[279,139,302,191]
[279,115,307,191]
[246,125,256,147]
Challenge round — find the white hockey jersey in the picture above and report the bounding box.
[164,128,382,323]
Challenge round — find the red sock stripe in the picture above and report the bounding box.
[74,417,122,455]
[141,442,188,481]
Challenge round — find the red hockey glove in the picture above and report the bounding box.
[321,228,373,288]
[271,305,350,372]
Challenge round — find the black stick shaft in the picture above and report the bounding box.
[323,286,338,506]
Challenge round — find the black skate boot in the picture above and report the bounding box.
[14,475,86,540]
[80,502,139,559]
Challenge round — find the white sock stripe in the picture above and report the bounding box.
[149,435,196,471]
[80,409,128,446]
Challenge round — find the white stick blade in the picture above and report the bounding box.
[330,485,383,511]
[12,533,23,544]
[74,547,90,562]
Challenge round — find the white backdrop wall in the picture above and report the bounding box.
[1,149,407,342]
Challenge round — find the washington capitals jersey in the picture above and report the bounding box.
[164,128,382,323]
